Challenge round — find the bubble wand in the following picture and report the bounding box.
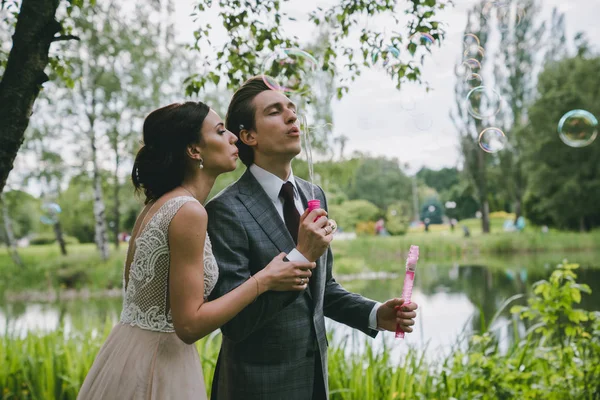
[299,113,320,212]
[396,245,419,339]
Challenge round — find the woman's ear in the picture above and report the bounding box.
[186,142,203,161]
[239,129,257,147]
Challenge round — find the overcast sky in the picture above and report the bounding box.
[172,0,599,174]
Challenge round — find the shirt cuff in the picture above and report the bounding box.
[369,302,384,331]
[287,248,310,262]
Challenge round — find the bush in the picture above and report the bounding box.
[29,233,79,246]
[386,201,410,236]
[329,200,381,232]
[355,221,376,236]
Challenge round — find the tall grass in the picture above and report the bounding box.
[2,262,599,400]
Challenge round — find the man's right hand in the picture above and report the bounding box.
[296,208,334,262]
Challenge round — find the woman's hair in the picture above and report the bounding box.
[225,76,272,166]
[132,101,210,204]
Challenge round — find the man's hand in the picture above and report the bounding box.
[376,298,418,333]
[296,208,333,262]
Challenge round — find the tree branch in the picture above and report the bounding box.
[52,34,80,42]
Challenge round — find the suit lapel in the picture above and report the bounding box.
[236,170,296,254]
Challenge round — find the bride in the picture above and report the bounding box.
[77,101,318,399]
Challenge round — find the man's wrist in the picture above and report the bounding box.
[369,302,384,331]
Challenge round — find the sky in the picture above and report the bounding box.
[171,0,600,174]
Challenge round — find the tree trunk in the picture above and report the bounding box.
[53,221,67,255]
[579,216,586,233]
[1,196,23,266]
[113,151,120,249]
[0,0,62,195]
[477,148,491,234]
[513,197,522,226]
[91,130,110,261]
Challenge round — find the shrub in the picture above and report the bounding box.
[329,200,380,232]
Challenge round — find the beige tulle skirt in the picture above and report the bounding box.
[77,323,207,400]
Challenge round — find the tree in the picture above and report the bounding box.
[0,192,23,266]
[494,0,548,225]
[346,156,413,210]
[450,1,492,233]
[186,0,450,97]
[0,0,84,195]
[522,55,600,231]
[416,167,460,194]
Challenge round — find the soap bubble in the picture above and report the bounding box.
[40,202,62,225]
[454,61,473,80]
[372,45,401,68]
[465,73,483,87]
[464,46,485,63]
[557,109,598,148]
[261,48,318,95]
[466,86,502,120]
[463,58,482,73]
[478,127,507,153]
[463,33,480,48]
[409,32,435,46]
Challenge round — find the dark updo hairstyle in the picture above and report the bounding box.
[132,101,210,204]
[225,76,272,166]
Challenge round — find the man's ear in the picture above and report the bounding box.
[239,129,257,147]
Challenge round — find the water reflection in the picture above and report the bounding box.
[1,253,599,364]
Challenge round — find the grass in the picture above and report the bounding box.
[2,263,599,399]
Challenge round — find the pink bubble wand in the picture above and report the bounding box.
[396,245,419,339]
[299,113,321,213]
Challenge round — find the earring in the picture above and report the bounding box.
[199,159,204,169]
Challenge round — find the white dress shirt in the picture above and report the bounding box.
[249,164,382,331]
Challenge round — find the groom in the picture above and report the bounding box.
[206,76,418,400]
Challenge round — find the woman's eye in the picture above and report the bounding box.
[218,130,226,135]
[270,111,279,115]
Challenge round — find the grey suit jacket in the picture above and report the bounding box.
[206,169,378,400]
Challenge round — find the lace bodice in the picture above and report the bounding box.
[120,196,219,333]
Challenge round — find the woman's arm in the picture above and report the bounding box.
[168,202,313,344]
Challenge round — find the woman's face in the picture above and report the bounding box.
[198,109,239,173]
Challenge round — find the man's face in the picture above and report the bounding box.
[249,90,301,160]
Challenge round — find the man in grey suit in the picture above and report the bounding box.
[206,76,418,400]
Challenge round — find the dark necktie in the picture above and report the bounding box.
[279,182,300,244]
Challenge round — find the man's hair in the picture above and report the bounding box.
[225,76,272,166]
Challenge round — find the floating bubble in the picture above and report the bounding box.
[557,109,598,148]
[400,96,416,112]
[463,58,482,72]
[372,45,401,68]
[465,73,483,87]
[463,33,480,48]
[463,46,485,63]
[466,86,502,120]
[478,127,507,153]
[409,32,435,46]
[40,202,62,225]
[454,61,473,80]
[261,48,318,95]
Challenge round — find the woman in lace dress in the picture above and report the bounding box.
[77,102,318,399]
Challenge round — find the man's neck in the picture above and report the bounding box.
[253,156,292,181]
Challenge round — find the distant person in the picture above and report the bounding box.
[462,225,470,237]
[77,102,317,400]
[450,218,457,232]
[424,218,430,232]
[516,216,526,232]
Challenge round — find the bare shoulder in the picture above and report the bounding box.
[169,201,208,236]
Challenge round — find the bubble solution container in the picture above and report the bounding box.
[396,245,420,339]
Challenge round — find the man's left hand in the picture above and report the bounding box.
[376,298,418,333]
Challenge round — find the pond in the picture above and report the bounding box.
[2,251,599,363]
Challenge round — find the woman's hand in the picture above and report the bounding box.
[255,252,316,292]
